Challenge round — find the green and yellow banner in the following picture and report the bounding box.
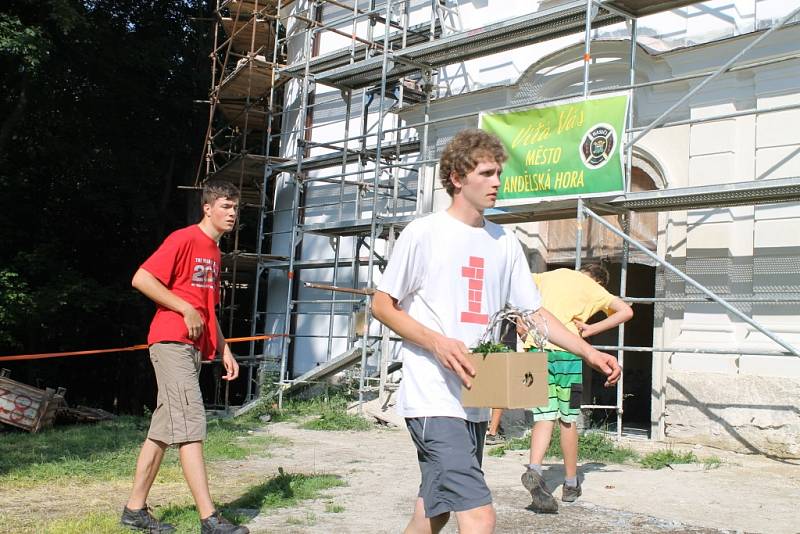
[479,93,629,201]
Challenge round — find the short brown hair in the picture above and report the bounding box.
[202,180,240,206]
[580,264,610,288]
[439,129,507,196]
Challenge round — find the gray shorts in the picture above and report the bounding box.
[147,342,206,445]
[405,417,491,518]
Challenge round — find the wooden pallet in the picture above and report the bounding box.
[0,370,65,433]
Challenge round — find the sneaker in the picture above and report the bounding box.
[521,469,558,513]
[485,432,505,446]
[562,480,582,502]
[120,505,176,533]
[200,511,249,534]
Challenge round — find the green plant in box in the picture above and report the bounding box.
[471,342,513,356]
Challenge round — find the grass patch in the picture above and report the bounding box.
[640,449,698,469]
[486,427,637,464]
[286,511,317,526]
[577,431,638,463]
[75,469,342,534]
[0,415,278,487]
[229,468,345,511]
[264,394,373,431]
[487,436,530,457]
[325,502,345,513]
[154,504,248,534]
[0,416,174,486]
[300,410,373,431]
[44,512,130,534]
[702,455,722,470]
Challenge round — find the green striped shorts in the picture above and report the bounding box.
[528,349,582,423]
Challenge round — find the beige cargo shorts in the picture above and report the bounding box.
[147,342,206,445]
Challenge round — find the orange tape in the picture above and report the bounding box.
[0,335,279,362]
[583,52,591,62]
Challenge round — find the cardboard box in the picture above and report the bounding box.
[461,352,548,409]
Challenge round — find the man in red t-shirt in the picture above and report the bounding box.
[121,181,248,534]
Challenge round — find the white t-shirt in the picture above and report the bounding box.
[377,210,541,422]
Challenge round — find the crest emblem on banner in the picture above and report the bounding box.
[580,123,616,169]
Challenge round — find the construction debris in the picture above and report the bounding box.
[58,405,115,424]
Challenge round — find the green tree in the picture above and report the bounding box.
[0,0,214,412]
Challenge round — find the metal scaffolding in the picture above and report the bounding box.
[214,0,800,437]
[196,0,286,407]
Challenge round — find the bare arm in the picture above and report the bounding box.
[131,268,203,340]
[371,291,476,388]
[215,320,239,381]
[533,307,622,387]
[573,297,633,338]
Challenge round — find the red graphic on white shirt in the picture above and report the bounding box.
[460,256,488,325]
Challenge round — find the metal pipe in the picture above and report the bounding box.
[616,212,630,438]
[625,17,637,193]
[293,298,365,304]
[359,0,394,408]
[582,0,593,98]
[591,345,797,357]
[249,0,286,400]
[294,13,383,48]
[270,52,800,152]
[278,0,318,409]
[623,296,800,303]
[574,198,584,269]
[628,102,800,133]
[582,206,800,356]
[629,2,800,147]
[304,282,375,295]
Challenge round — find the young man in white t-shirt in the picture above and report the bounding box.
[372,129,621,534]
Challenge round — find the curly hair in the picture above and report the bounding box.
[580,264,610,288]
[202,180,240,206]
[439,129,507,196]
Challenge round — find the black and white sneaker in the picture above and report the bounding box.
[120,505,176,533]
[200,511,249,534]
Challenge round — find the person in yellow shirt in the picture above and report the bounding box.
[487,265,632,513]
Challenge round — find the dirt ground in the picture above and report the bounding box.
[2,418,799,533]
[240,420,800,534]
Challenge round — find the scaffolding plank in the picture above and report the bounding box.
[311,1,624,88]
[220,17,276,55]
[262,257,372,270]
[217,55,278,99]
[271,140,420,173]
[208,153,275,182]
[281,20,441,78]
[217,99,269,131]
[222,251,289,274]
[283,345,365,395]
[302,214,416,236]
[219,0,279,17]
[605,0,698,17]
[610,176,800,212]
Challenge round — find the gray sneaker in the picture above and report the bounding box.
[200,511,249,534]
[562,481,582,502]
[120,505,176,533]
[485,432,505,446]
[521,469,558,513]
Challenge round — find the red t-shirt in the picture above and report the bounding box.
[140,225,221,360]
